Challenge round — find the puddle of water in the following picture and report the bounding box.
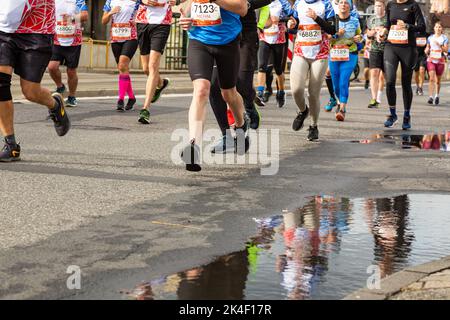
[124,194,450,300]
[351,132,450,151]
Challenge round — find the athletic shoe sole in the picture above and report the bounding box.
[335,112,345,122]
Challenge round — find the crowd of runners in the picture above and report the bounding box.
[0,0,446,171]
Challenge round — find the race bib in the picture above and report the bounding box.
[430,49,442,60]
[145,0,167,7]
[416,37,427,47]
[388,26,408,44]
[112,23,132,41]
[330,45,349,61]
[56,21,76,38]
[296,24,322,46]
[364,49,370,59]
[191,0,222,26]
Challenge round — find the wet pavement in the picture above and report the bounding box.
[123,194,450,300]
[1,84,450,299]
[351,131,450,152]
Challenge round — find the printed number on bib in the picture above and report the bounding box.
[330,45,349,62]
[296,25,322,46]
[388,26,408,44]
[56,21,76,38]
[112,23,132,41]
[430,49,442,60]
[416,37,427,47]
[191,0,222,26]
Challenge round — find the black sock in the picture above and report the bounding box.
[325,76,335,100]
[5,134,16,145]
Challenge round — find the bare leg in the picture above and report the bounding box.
[0,66,14,137]
[67,68,78,97]
[143,50,162,110]
[221,87,245,128]
[48,60,63,89]
[189,79,210,143]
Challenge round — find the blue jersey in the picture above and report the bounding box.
[188,9,242,45]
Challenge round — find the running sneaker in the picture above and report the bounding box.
[427,97,434,105]
[235,117,250,155]
[307,125,319,141]
[0,142,21,162]
[66,96,77,108]
[248,105,261,130]
[415,86,419,95]
[276,91,286,108]
[418,87,424,96]
[335,109,346,122]
[211,130,235,154]
[56,84,66,95]
[364,80,370,90]
[292,106,309,131]
[254,94,265,107]
[116,99,125,112]
[435,97,440,105]
[49,93,71,136]
[125,98,136,111]
[152,78,170,103]
[138,109,150,124]
[402,116,411,130]
[368,99,378,109]
[324,97,337,112]
[384,114,398,128]
[181,140,201,172]
[262,89,272,103]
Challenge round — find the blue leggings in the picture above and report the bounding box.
[329,54,358,105]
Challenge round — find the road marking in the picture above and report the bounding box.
[150,220,203,230]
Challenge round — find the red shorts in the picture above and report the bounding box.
[427,61,445,76]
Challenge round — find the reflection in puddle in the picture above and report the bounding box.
[124,194,450,300]
[351,132,450,151]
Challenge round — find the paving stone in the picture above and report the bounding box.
[390,288,450,300]
[423,281,450,289]
[406,282,424,291]
[365,271,426,296]
[405,259,450,274]
[343,290,386,300]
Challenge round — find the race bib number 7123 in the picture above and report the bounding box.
[191,0,222,26]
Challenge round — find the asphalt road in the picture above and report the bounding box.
[1,85,450,299]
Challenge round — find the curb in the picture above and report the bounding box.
[343,256,450,300]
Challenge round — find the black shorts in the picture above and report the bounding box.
[111,39,138,64]
[258,41,285,75]
[414,55,427,71]
[363,57,370,69]
[137,23,170,55]
[50,45,82,69]
[188,37,240,90]
[369,50,384,71]
[0,32,52,83]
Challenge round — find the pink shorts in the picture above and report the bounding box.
[427,61,445,76]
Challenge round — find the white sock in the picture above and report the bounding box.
[377,91,383,103]
[435,94,439,99]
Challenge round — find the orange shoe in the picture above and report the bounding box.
[227,108,235,126]
[335,110,346,122]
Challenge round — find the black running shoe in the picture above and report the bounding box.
[262,90,272,103]
[427,97,434,105]
[418,87,424,96]
[254,95,265,107]
[235,116,250,155]
[152,78,170,103]
[49,93,71,137]
[276,91,286,108]
[364,80,370,90]
[116,99,125,112]
[435,97,440,105]
[292,106,309,131]
[307,125,319,141]
[56,84,66,95]
[248,105,261,130]
[125,98,136,111]
[181,140,201,172]
[0,142,21,162]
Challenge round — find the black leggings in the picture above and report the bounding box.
[258,41,285,75]
[384,45,417,111]
[210,33,258,135]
